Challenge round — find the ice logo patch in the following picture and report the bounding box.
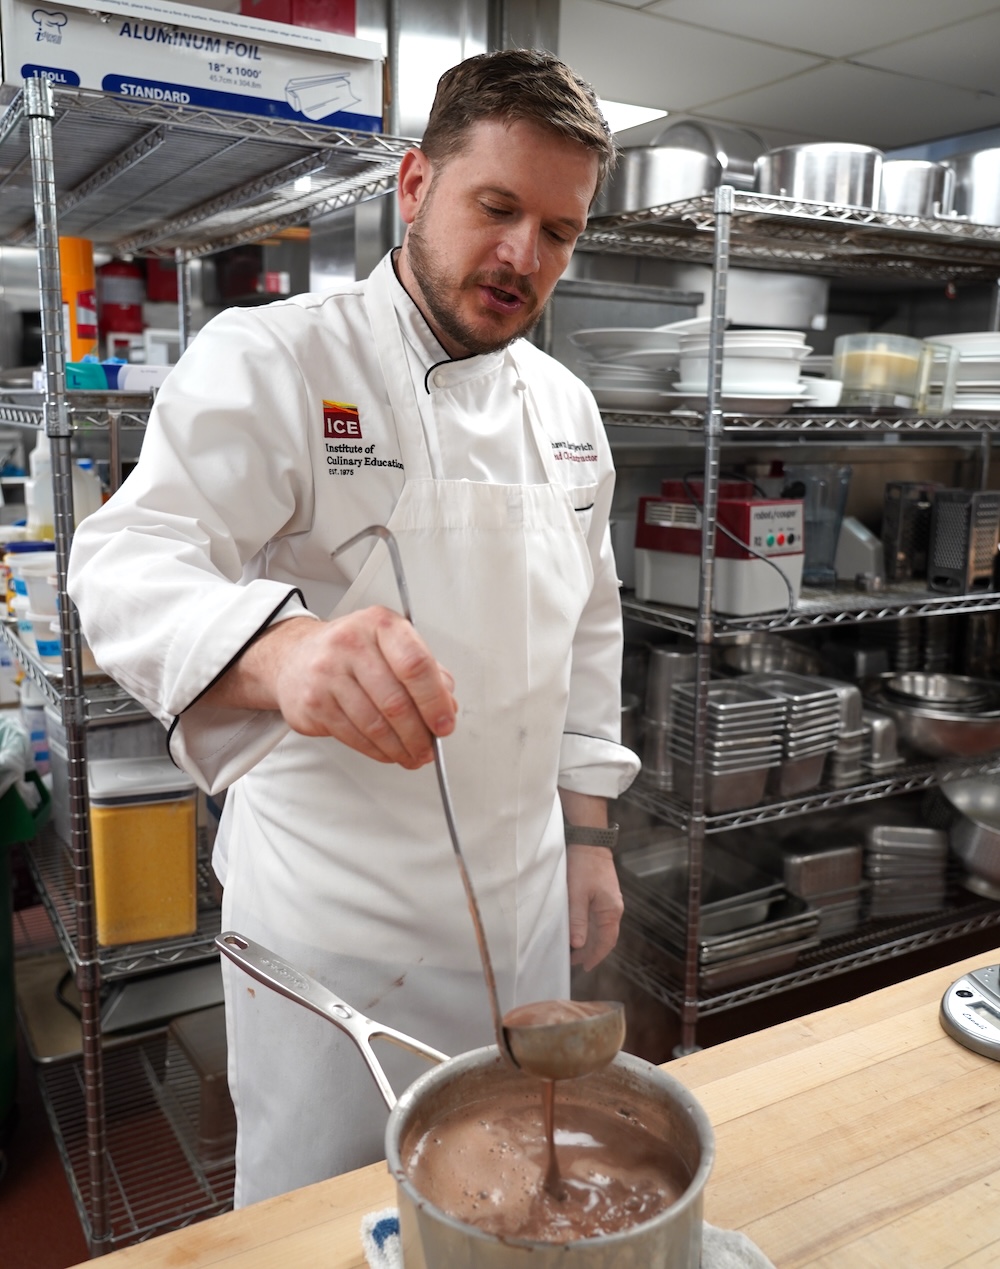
[32,8,67,43]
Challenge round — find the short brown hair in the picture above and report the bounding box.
[420,48,617,201]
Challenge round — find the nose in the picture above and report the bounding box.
[496,219,540,276]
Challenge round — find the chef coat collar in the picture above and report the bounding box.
[387,249,506,393]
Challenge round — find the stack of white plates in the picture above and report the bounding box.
[672,329,813,412]
[567,318,715,411]
[928,330,1000,414]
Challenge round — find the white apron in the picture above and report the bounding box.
[221,262,596,1206]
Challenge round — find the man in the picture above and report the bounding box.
[68,48,639,1205]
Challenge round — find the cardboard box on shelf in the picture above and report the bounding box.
[291,0,354,35]
[0,0,383,129]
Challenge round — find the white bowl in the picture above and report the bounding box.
[800,377,844,407]
[679,354,804,390]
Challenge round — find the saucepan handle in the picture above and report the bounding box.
[216,931,448,1112]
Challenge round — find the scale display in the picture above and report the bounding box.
[940,964,1000,1061]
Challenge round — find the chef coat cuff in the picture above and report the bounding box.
[168,593,319,794]
[558,733,641,799]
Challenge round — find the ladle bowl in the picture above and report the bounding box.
[503,1000,627,1082]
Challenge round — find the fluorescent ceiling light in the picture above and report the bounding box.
[597,99,667,134]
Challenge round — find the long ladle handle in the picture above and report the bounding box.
[216,931,448,1112]
[330,526,511,1062]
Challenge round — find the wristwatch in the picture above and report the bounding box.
[563,822,619,851]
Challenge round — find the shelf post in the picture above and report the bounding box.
[175,247,192,354]
[677,185,733,1055]
[25,73,110,1254]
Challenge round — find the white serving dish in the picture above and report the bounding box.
[569,327,687,361]
[591,385,675,411]
[677,356,805,390]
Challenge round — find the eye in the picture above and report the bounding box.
[482,202,511,218]
[545,226,574,247]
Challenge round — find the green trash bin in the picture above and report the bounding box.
[0,771,52,1154]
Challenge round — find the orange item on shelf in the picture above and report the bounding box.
[58,237,97,361]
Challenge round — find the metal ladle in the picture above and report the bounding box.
[329,526,625,1083]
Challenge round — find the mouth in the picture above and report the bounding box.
[479,283,529,316]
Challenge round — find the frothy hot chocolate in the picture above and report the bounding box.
[403,1088,687,1243]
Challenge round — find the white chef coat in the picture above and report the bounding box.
[68,251,639,1202]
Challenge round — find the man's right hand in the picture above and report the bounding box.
[202,610,457,769]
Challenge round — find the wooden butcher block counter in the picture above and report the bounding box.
[75,950,1000,1268]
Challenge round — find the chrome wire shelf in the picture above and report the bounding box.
[25,827,223,981]
[625,762,952,833]
[602,408,1000,434]
[37,1032,234,1251]
[0,85,409,257]
[0,622,150,719]
[580,191,1000,281]
[0,389,153,431]
[622,585,1000,637]
[613,890,1000,1017]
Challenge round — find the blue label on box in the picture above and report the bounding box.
[20,64,82,86]
[100,72,380,130]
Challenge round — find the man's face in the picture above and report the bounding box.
[396,118,599,359]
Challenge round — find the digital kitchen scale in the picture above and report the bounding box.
[940,965,1000,1061]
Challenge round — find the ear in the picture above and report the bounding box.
[397,146,433,226]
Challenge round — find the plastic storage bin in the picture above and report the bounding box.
[88,756,197,946]
[164,1005,236,1166]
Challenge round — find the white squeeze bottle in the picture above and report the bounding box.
[25,430,54,540]
[73,458,104,523]
[26,434,104,535]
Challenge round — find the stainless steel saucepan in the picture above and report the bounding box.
[215,931,715,1268]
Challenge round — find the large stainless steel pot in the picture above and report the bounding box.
[879,159,955,218]
[945,148,1000,226]
[652,120,765,191]
[593,144,719,216]
[388,1047,714,1269]
[593,120,764,216]
[755,143,883,209]
[217,933,715,1268]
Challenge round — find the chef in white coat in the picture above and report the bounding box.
[69,48,640,1206]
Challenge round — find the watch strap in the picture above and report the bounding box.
[564,822,619,850]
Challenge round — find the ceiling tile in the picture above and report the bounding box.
[854,9,1000,95]
[701,61,1000,149]
[643,0,1000,58]
[558,0,821,111]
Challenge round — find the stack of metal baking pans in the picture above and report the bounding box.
[739,671,842,798]
[864,823,949,916]
[617,829,821,990]
[729,826,867,940]
[669,681,785,813]
[812,677,865,787]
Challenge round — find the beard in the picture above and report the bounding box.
[405,203,544,357]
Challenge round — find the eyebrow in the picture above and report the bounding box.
[479,184,586,235]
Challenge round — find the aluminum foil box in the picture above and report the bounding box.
[0,0,383,129]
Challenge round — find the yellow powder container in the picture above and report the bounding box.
[88,756,198,946]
